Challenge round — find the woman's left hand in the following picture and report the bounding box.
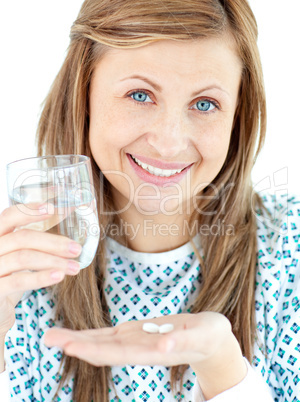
[44,312,231,366]
[44,312,247,398]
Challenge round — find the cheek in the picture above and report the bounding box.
[191,121,232,188]
[195,120,232,163]
[89,100,141,152]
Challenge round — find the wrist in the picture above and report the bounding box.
[190,331,247,400]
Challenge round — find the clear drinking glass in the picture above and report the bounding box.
[6,155,100,269]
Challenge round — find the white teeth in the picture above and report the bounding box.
[131,155,184,177]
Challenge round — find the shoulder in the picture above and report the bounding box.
[254,192,300,248]
[253,193,300,399]
[254,193,300,291]
[254,192,300,298]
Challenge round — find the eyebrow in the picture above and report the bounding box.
[119,74,230,98]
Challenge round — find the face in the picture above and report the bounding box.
[89,36,243,219]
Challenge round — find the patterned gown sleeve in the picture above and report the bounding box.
[4,288,73,402]
[254,194,300,401]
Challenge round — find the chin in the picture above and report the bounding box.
[133,199,186,216]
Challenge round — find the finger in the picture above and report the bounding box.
[44,327,116,348]
[60,334,183,367]
[44,328,81,348]
[70,327,116,336]
[45,328,177,366]
[157,328,192,354]
[0,249,80,277]
[157,314,232,357]
[0,229,82,259]
[0,203,55,236]
[112,314,184,335]
[59,338,163,366]
[0,269,66,296]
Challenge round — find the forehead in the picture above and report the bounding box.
[93,35,243,82]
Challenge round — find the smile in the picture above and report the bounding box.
[130,155,185,177]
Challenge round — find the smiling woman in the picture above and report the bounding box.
[88,37,242,251]
[1,1,299,402]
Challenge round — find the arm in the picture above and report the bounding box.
[0,204,81,399]
[173,314,273,401]
[190,329,247,399]
[252,194,300,400]
[44,312,274,401]
[192,358,274,401]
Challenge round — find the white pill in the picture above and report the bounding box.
[158,324,174,334]
[142,323,160,333]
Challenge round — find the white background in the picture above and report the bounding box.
[0,0,299,211]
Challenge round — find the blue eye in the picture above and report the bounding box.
[195,100,215,112]
[130,91,151,103]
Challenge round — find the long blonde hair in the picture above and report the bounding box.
[36,0,266,400]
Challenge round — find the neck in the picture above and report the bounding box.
[108,208,197,253]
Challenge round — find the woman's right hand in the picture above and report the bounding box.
[0,202,82,338]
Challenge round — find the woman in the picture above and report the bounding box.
[0,0,298,400]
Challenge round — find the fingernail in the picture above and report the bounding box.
[50,271,64,281]
[38,205,47,214]
[67,260,80,274]
[39,203,54,214]
[68,242,82,255]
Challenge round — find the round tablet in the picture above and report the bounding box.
[158,324,174,334]
[142,323,160,333]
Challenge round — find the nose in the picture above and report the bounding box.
[146,111,189,158]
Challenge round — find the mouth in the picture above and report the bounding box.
[128,154,191,178]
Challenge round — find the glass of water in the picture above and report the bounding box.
[6,155,100,269]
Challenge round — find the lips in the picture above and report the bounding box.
[127,153,193,186]
[130,155,185,177]
[129,153,190,171]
